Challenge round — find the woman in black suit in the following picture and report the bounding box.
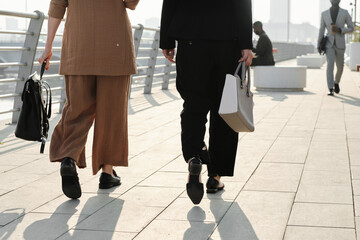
[160,0,253,204]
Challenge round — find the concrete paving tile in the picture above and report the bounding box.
[244,163,303,192]
[284,226,356,240]
[121,186,183,207]
[280,126,314,138]
[230,162,260,183]
[10,159,58,175]
[353,180,360,196]
[134,219,216,240]
[0,140,39,156]
[0,173,63,225]
[32,193,120,215]
[75,198,163,232]
[352,166,360,180]
[288,203,354,228]
[296,184,353,204]
[348,139,360,165]
[309,141,348,151]
[0,152,43,166]
[262,151,307,164]
[350,153,360,166]
[57,230,137,240]
[354,196,360,217]
[158,198,232,223]
[81,176,143,195]
[115,153,172,178]
[138,172,186,188]
[304,151,350,172]
[312,130,346,142]
[0,172,44,191]
[159,157,187,173]
[0,213,86,240]
[231,191,295,240]
[0,165,16,173]
[267,137,311,154]
[129,126,179,156]
[0,189,10,196]
[300,170,351,186]
[356,217,360,240]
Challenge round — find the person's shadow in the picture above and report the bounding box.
[183,190,258,240]
[68,191,124,239]
[0,208,25,240]
[209,193,259,239]
[23,187,123,240]
[183,206,215,240]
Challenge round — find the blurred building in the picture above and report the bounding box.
[261,22,319,44]
[270,0,289,23]
[144,18,160,28]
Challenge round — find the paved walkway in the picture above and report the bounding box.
[0,60,360,240]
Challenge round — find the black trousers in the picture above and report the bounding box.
[175,40,240,177]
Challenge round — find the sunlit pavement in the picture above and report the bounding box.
[0,59,360,240]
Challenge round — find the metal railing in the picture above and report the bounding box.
[0,10,176,123]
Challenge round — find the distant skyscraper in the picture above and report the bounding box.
[319,0,330,13]
[270,0,289,23]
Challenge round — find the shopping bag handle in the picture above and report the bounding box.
[234,61,251,97]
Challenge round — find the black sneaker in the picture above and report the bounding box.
[60,157,81,199]
[327,88,334,96]
[99,170,121,189]
[334,83,340,94]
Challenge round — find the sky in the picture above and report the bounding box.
[0,0,357,30]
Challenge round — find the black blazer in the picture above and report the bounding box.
[160,0,253,51]
[253,32,275,65]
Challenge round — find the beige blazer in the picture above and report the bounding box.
[48,0,140,76]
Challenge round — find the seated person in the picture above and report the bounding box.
[251,21,275,66]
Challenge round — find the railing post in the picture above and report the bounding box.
[133,24,144,56]
[129,24,144,98]
[12,10,44,123]
[161,59,172,90]
[144,31,160,94]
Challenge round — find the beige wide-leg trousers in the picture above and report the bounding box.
[50,75,130,175]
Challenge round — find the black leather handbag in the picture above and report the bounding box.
[319,36,328,55]
[15,62,52,153]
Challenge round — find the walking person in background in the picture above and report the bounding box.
[38,0,140,199]
[160,0,253,204]
[251,21,275,66]
[318,0,354,96]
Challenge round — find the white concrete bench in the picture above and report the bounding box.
[253,66,307,91]
[296,55,325,68]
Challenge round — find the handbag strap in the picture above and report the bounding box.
[40,61,46,80]
[42,81,52,119]
[234,61,252,97]
[38,61,52,118]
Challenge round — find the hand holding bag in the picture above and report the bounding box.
[15,62,52,153]
[218,61,254,132]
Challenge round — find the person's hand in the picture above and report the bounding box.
[38,47,53,70]
[331,25,341,34]
[162,49,176,63]
[239,49,253,67]
[317,47,322,54]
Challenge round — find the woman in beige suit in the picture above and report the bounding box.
[38,0,140,199]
